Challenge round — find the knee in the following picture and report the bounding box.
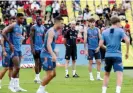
[9,67,13,71]
[53,73,56,78]
[97,62,101,65]
[4,67,9,70]
[48,72,56,78]
[89,61,93,65]
[48,73,54,78]
[14,67,20,71]
[105,72,110,76]
[66,60,70,64]
[72,60,76,64]
[35,61,39,65]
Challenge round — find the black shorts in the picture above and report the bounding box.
[100,48,105,60]
[33,50,41,59]
[65,46,77,60]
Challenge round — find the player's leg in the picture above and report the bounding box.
[113,57,123,93]
[8,56,13,80]
[33,50,41,83]
[0,52,11,89]
[38,50,42,79]
[0,67,8,89]
[8,67,13,80]
[65,46,71,78]
[9,55,20,92]
[88,50,94,81]
[0,57,9,81]
[72,46,79,78]
[102,57,113,93]
[102,72,110,93]
[95,51,103,80]
[9,51,27,92]
[36,58,56,93]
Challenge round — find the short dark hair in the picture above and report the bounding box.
[111,16,120,24]
[76,22,79,25]
[17,13,24,17]
[54,16,63,23]
[88,18,95,22]
[125,20,128,23]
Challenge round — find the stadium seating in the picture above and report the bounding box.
[65,0,133,34]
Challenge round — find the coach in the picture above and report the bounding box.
[64,21,79,78]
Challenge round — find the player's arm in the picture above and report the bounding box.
[1,36,5,52]
[95,29,102,53]
[64,38,67,46]
[63,31,68,47]
[42,26,46,42]
[98,29,106,49]
[84,30,87,50]
[122,33,130,59]
[84,30,88,55]
[0,36,6,55]
[47,31,56,61]
[30,26,35,54]
[99,32,105,48]
[2,24,15,52]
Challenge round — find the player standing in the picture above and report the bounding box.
[100,16,130,93]
[30,17,45,83]
[36,16,64,93]
[64,21,79,78]
[2,13,27,92]
[84,18,103,81]
[0,17,16,89]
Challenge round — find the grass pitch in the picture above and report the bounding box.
[0,66,133,93]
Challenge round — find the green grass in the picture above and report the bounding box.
[0,66,133,93]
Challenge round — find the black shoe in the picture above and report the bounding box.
[73,73,79,78]
[65,74,69,78]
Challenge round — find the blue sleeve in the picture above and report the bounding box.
[120,30,126,39]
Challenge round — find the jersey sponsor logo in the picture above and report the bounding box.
[37,33,43,36]
[49,66,51,69]
[15,32,22,37]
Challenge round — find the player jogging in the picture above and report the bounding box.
[30,17,45,83]
[100,16,130,93]
[84,18,103,81]
[36,16,64,93]
[2,13,27,92]
[0,17,16,89]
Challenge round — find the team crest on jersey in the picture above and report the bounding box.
[49,66,51,68]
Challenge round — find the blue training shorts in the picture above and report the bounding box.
[105,57,123,72]
[12,51,22,58]
[88,49,101,60]
[41,57,56,71]
[2,50,13,67]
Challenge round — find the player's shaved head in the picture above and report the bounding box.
[54,16,64,23]
[54,16,64,30]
